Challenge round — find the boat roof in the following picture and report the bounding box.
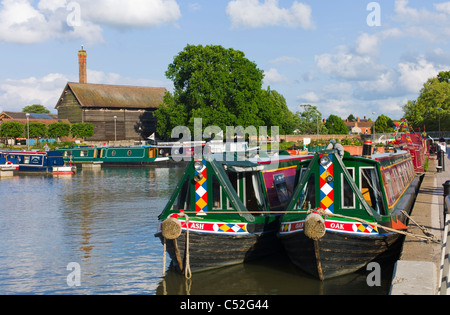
[0,150,47,155]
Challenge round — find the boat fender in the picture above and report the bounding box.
[161,216,182,240]
[304,213,326,240]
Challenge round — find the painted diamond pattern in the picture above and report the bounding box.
[195,159,207,215]
[319,154,334,213]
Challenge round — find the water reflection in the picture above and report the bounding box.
[156,252,395,295]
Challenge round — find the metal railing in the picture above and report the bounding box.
[439,195,450,295]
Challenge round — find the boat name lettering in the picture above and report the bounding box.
[329,222,344,230]
[190,222,204,230]
[294,222,304,230]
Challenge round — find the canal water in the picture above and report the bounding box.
[0,165,395,295]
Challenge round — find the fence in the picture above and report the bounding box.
[439,195,450,295]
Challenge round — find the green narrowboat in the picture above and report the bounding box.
[278,144,422,280]
[155,152,313,274]
[57,145,173,166]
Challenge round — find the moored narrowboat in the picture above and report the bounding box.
[0,155,19,171]
[0,150,76,175]
[57,144,196,167]
[155,152,313,274]
[278,145,422,280]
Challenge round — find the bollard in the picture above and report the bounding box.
[443,150,446,172]
[444,181,450,215]
[438,150,444,173]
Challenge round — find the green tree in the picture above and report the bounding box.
[295,104,327,135]
[71,123,94,139]
[0,121,24,143]
[325,114,348,134]
[22,104,50,114]
[155,44,266,137]
[29,123,48,143]
[374,114,394,133]
[403,72,450,131]
[259,88,299,135]
[48,122,71,140]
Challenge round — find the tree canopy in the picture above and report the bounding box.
[403,71,450,131]
[154,44,298,138]
[325,115,348,134]
[295,104,327,135]
[374,114,394,133]
[22,104,50,114]
[0,122,24,139]
[71,123,94,139]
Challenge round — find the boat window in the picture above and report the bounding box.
[80,150,88,157]
[244,172,265,214]
[24,156,30,164]
[384,172,395,205]
[172,176,191,211]
[341,168,355,208]
[212,175,222,210]
[263,166,297,211]
[296,173,316,210]
[226,171,239,210]
[360,167,385,214]
[65,151,72,157]
[392,168,402,195]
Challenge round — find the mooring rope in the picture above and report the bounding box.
[309,208,440,243]
[400,210,440,243]
[160,212,192,279]
[178,212,192,280]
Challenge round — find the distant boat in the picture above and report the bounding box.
[0,155,19,171]
[57,144,202,167]
[0,150,75,175]
[0,150,76,175]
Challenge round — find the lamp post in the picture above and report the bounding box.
[114,115,117,144]
[26,113,30,150]
[438,107,442,138]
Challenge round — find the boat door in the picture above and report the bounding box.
[94,148,103,159]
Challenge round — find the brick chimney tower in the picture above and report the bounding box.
[78,47,87,84]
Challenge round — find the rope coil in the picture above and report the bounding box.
[161,212,192,280]
[304,212,326,240]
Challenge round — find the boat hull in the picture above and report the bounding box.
[156,222,282,273]
[279,228,403,280]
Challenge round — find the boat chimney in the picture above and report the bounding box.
[78,46,87,84]
[363,140,372,157]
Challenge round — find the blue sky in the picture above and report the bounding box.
[1,0,450,121]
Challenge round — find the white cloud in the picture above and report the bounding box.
[80,0,181,29]
[0,0,103,44]
[263,68,288,85]
[393,0,450,42]
[0,73,69,112]
[0,0,181,44]
[397,56,443,93]
[297,91,320,103]
[315,46,386,81]
[226,0,314,29]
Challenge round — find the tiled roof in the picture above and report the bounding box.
[56,82,167,109]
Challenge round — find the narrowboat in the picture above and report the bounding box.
[0,155,19,171]
[155,152,313,274]
[278,143,421,280]
[0,151,76,175]
[57,144,200,167]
